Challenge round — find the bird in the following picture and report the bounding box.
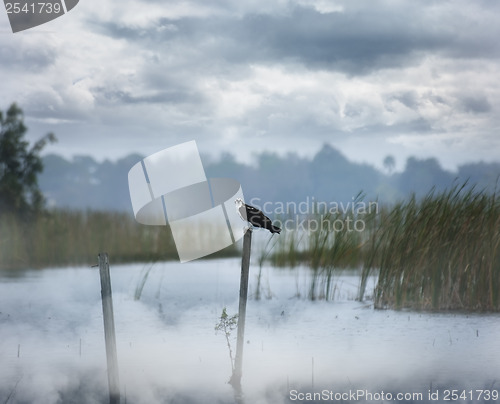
[235,198,281,234]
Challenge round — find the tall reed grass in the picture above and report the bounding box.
[0,209,236,270]
[270,198,373,300]
[269,183,500,311]
[361,183,500,311]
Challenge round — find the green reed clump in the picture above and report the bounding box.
[270,222,304,268]
[0,209,182,270]
[271,197,374,300]
[361,183,500,311]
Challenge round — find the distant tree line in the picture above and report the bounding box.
[39,145,500,213]
[3,102,499,215]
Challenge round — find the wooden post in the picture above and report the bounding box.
[98,253,120,404]
[230,228,252,395]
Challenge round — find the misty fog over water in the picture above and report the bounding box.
[1,259,499,403]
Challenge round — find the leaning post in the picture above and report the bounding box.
[98,253,120,404]
[230,228,252,396]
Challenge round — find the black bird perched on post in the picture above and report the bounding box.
[235,198,281,234]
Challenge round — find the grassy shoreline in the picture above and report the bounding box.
[0,209,238,270]
[3,183,499,311]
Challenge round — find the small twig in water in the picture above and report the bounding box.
[215,308,238,373]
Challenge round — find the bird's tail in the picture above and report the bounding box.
[271,225,281,234]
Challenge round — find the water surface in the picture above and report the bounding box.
[1,259,499,403]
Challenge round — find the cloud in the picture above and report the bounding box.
[0,44,56,71]
[92,87,202,106]
[1,0,500,170]
[461,96,492,114]
[89,1,500,76]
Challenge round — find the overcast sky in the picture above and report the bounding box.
[1,0,499,171]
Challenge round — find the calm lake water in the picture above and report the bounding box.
[1,259,499,403]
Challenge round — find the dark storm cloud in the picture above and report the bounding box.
[384,91,449,113]
[93,88,202,105]
[230,7,443,74]
[388,91,420,110]
[461,96,491,114]
[92,2,500,76]
[0,42,57,71]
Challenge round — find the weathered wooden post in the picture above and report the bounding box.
[230,228,252,397]
[98,253,120,404]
